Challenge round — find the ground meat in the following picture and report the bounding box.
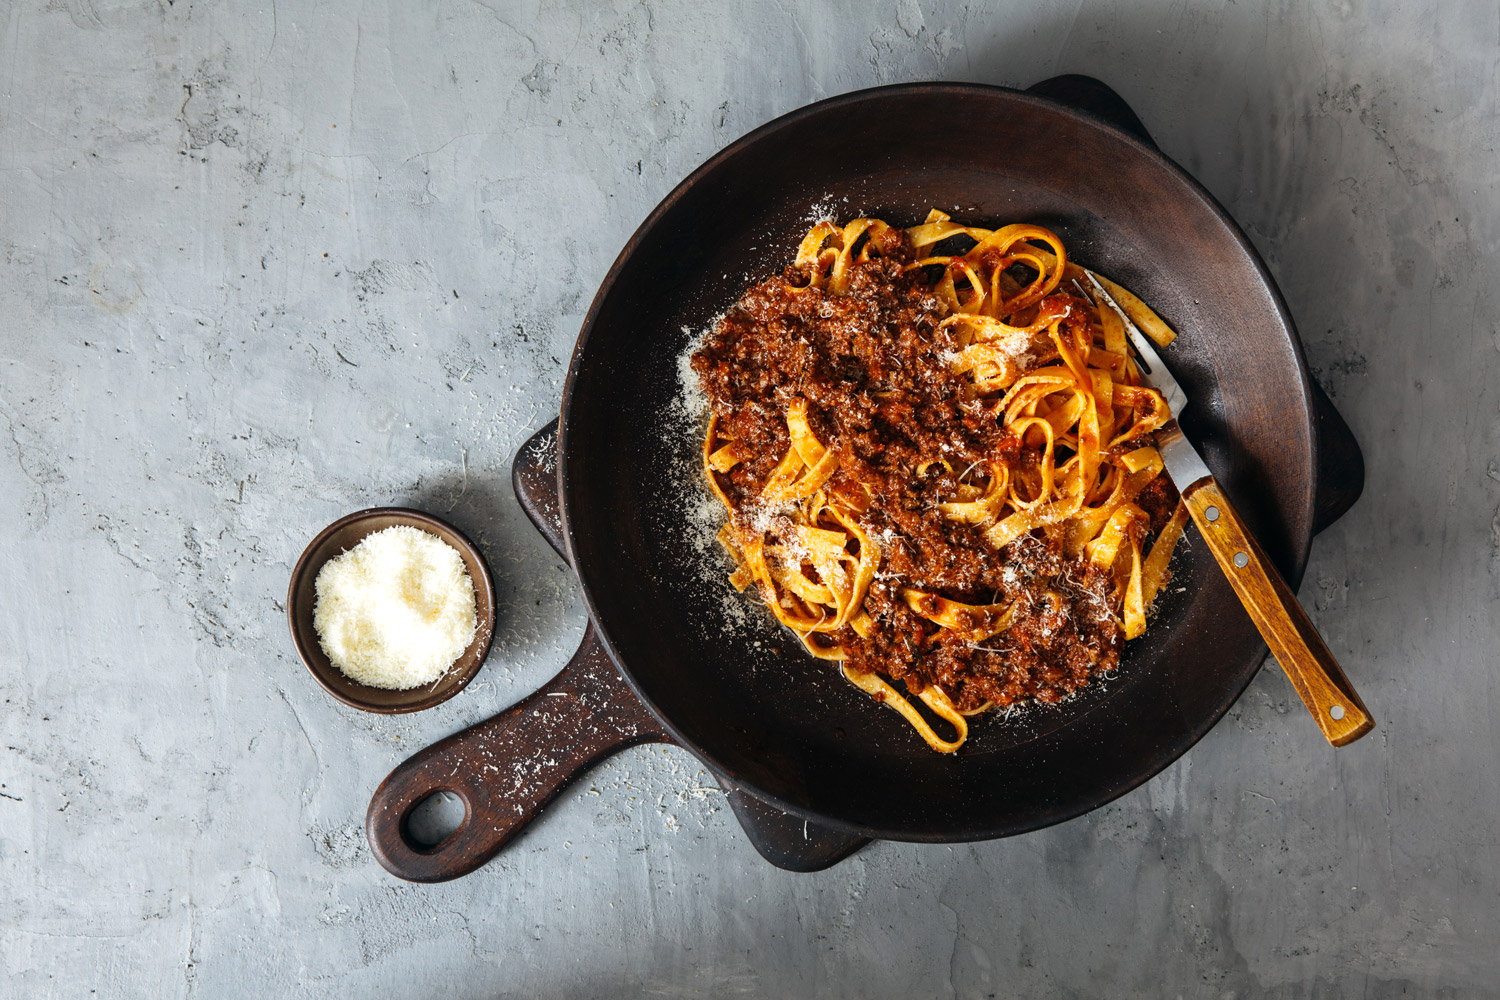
[691,247,1142,713]
[1135,473,1181,535]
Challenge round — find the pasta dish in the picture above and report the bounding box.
[690,212,1189,752]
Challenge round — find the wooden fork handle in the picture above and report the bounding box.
[1182,479,1374,746]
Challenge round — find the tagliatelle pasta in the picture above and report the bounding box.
[690,212,1189,753]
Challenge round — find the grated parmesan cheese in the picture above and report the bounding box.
[313,525,478,690]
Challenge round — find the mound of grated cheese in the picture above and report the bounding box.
[312,525,478,690]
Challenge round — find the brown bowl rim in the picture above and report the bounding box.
[286,506,497,714]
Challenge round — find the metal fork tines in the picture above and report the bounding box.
[1080,272,1187,417]
[1079,271,1210,489]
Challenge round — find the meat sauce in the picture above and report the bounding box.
[691,244,1177,713]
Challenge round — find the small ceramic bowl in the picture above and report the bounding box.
[287,507,497,714]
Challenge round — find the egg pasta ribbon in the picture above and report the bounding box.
[700,213,1189,753]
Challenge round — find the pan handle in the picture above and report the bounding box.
[1027,75,1157,146]
[365,624,670,882]
[1309,380,1365,533]
[723,788,870,872]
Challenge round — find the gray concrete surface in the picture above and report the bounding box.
[2,1,1497,996]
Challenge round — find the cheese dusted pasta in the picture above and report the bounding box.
[691,213,1188,752]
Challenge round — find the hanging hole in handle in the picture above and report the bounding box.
[403,790,469,851]
[1329,705,1346,721]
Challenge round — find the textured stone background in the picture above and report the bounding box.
[2,1,1497,997]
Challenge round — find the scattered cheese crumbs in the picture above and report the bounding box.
[313,525,478,689]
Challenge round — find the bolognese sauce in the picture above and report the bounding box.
[691,214,1186,749]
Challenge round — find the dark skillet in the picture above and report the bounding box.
[366,78,1364,880]
[560,79,1321,838]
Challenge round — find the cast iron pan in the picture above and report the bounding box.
[367,77,1365,881]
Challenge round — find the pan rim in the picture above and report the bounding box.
[558,79,1317,841]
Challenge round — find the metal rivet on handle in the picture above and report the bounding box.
[1205,505,1220,522]
[1233,552,1248,568]
[1330,705,1346,721]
